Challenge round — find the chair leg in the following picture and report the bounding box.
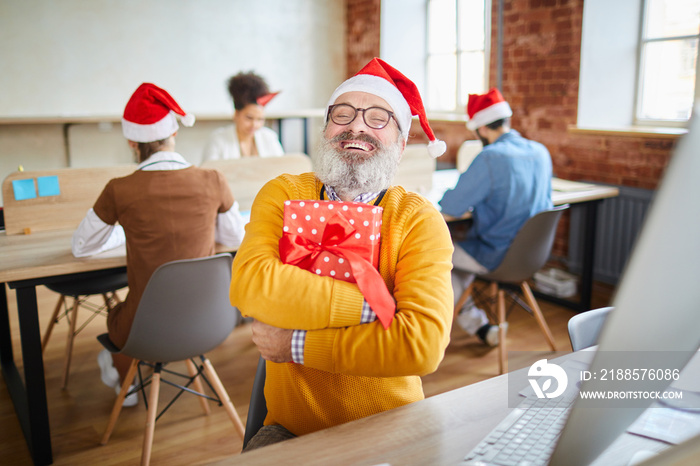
[62,296,80,389]
[453,281,475,321]
[103,290,123,311]
[141,365,161,466]
[520,282,557,351]
[186,359,211,415]
[201,357,246,440]
[101,359,139,445]
[497,288,508,375]
[479,281,499,322]
[42,295,65,352]
[102,293,113,311]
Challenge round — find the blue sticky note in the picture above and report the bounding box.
[37,175,61,197]
[12,178,37,201]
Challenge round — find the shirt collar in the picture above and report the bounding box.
[494,129,519,144]
[325,185,382,204]
[137,151,191,171]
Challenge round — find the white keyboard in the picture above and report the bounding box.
[462,395,575,466]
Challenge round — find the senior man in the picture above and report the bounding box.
[230,58,454,450]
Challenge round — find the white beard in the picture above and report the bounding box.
[313,132,403,200]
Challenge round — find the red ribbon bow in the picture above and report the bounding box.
[279,211,395,329]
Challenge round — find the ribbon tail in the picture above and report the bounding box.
[340,249,395,330]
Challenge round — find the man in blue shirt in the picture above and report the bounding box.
[439,89,552,346]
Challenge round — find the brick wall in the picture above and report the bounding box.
[493,0,676,191]
[346,0,381,79]
[491,0,677,257]
[345,0,679,258]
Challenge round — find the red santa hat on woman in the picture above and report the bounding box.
[122,83,195,143]
[466,88,513,131]
[326,58,446,158]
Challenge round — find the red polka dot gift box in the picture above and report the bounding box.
[279,200,395,328]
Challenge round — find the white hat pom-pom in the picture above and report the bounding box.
[181,113,195,127]
[428,139,447,158]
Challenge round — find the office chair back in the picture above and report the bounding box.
[118,254,239,362]
[98,254,245,465]
[568,307,613,351]
[242,356,268,451]
[481,204,569,284]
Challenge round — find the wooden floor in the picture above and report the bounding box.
[0,281,613,465]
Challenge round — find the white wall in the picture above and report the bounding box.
[0,0,344,204]
[380,0,427,93]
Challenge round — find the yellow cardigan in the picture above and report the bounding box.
[230,172,454,436]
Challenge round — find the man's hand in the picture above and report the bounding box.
[251,320,294,363]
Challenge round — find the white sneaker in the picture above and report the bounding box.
[116,383,139,408]
[477,323,508,347]
[484,324,500,347]
[456,305,490,335]
[98,349,120,388]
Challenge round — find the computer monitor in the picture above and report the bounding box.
[549,109,700,465]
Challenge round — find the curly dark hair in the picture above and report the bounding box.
[227,71,270,111]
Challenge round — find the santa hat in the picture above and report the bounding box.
[326,58,446,158]
[121,83,195,143]
[256,91,280,107]
[466,88,512,131]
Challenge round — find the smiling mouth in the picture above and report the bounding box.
[340,140,375,152]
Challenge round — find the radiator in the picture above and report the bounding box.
[568,184,655,285]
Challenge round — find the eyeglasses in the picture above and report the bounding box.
[327,104,400,131]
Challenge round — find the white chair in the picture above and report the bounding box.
[97,254,245,465]
[567,307,613,351]
[456,140,483,173]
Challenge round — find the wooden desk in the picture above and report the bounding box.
[426,170,620,212]
[221,351,689,466]
[0,230,235,465]
[231,372,511,465]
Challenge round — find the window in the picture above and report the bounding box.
[578,0,697,132]
[426,0,490,112]
[636,0,700,125]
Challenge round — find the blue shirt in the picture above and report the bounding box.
[439,130,553,270]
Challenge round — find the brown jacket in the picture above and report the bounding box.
[93,166,233,347]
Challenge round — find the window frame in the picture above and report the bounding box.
[425,0,492,113]
[633,0,700,127]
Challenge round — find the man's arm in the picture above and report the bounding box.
[243,194,453,377]
[439,155,491,218]
[230,175,367,330]
[300,200,454,378]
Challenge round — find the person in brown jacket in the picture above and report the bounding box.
[72,83,245,406]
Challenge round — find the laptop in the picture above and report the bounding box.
[464,107,700,466]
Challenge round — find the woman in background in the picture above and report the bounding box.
[202,71,284,161]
